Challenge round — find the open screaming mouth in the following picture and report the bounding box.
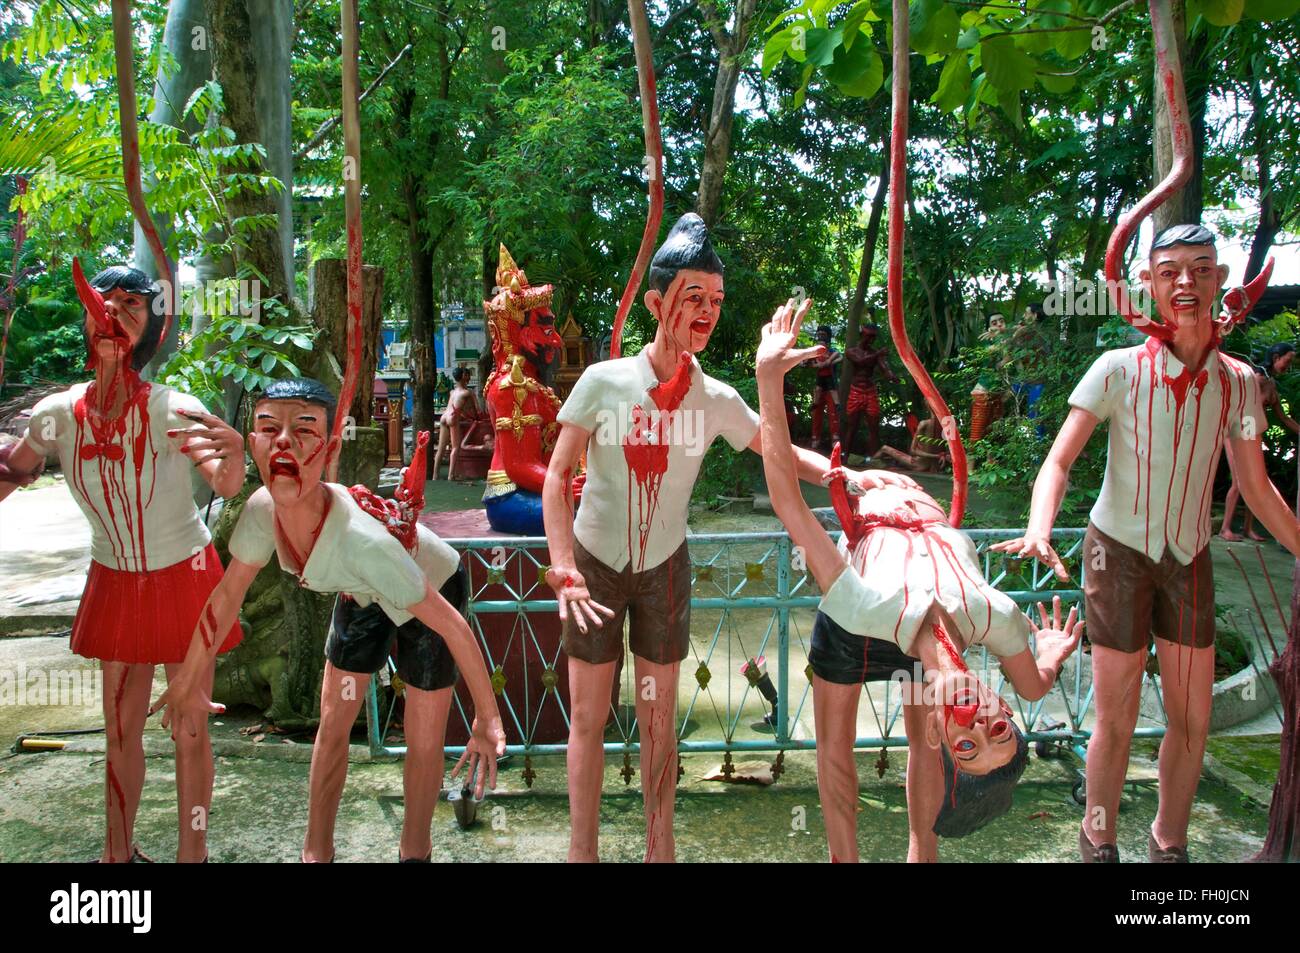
[269,454,300,478]
[690,318,711,334]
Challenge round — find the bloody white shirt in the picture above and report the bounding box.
[1069,340,1263,565]
[818,514,1032,658]
[228,483,459,625]
[557,349,760,573]
[21,382,212,572]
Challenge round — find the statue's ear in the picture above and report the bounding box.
[643,288,663,322]
[925,709,943,750]
[1216,263,1230,289]
[1138,265,1154,298]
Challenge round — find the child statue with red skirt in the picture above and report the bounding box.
[0,263,246,862]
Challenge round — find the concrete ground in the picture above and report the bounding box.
[0,472,1288,862]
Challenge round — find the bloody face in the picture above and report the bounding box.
[932,669,1017,775]
[85,287,149,368]
[248,398,336,507]
[647,269,724,354]
[1141,243,1226,332]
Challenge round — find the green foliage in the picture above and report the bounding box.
[157,295,314,412]
[692,360,762,502]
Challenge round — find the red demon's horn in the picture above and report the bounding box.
[1240,257,1274,315]
[402,430,431,513]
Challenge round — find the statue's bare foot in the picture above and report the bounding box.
[1218,529,1241,542]
[1247,531,1266,542]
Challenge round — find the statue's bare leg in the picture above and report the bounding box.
[400,684,453,861]
[165,657,217,862]
[1083,644,1146,849]
[812,675,861,862]
[1152,637,1214,849]
[101,660,154,863]
[1219,482,1242,540]
[304,662,367,862]
[635,655,680,863]
[566,657,617,862]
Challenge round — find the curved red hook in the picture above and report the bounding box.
[1104,0,1190,342]
[827,443,867,549]
[886,0,967,527]
[610,0,664,359]
[110,0,173,348]
[332,0,365,481]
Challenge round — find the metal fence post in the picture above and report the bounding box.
[776,534,791,745]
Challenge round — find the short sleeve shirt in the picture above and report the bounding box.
[21,383,212,571]
[817,521,1031,658]
[1069,341,1263,564]
[229,484,442,624]
[557,350,760,573]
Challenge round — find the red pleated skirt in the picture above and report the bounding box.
[70,543,243,664]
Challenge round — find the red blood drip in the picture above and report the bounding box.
[275,488,333,578]
[622,353,694,570]
[71,371,155,572]
[931,622,968,673]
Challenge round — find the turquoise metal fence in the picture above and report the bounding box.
[365,528,1172,783]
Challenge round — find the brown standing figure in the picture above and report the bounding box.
[842,320,898,457]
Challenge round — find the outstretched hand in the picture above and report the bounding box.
[169,408,243,468]
[452,714,507,799]
[991,532,1069,582]
[1029,595,1083,673]
[545,566,615,634]
[757,298,821,378]
[822,467,921,494]
[149,671,225,741]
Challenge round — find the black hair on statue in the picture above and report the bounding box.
[932,721,1029,839]
[453,366,472,383]
[1259,342,1296,377]
[816,324,833,339]
[88,265,164,372]
[647,213,724,294]
[862,324,880,336]
[257,378,338,432]
[1150,224,1217,255]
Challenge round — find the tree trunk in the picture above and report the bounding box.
[1245,77,1279,283]
[695,0,758,228]
[839,132,890,406]
[136,0,213,375]
[204,0,294,296]
[405,174,439,475]
[309,258,385,428]
[1153,0,1206,232]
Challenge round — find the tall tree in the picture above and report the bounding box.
[695,0,758,227]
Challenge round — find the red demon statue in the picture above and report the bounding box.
[481,245,572,535]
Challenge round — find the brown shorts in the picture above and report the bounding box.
[1082,523,1215,654]
[561,538,692,666]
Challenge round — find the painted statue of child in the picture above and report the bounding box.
[152,379,506,861]
[0,262,245,862]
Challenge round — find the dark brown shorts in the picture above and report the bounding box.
[1082,523,1215,654]
[561,538,692,666]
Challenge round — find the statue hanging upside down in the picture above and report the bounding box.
[481,244,578,534]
